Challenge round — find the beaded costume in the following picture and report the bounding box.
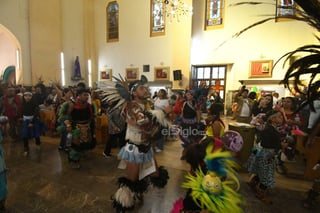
[99,75,170,212]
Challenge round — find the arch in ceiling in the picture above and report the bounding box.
[0,23,22,85]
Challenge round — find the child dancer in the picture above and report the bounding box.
[21,91,46,156]
[247,110,283,203]
[205,103,225,139]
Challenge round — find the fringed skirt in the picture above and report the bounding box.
[118,142,156,180]
[118,142,154,164]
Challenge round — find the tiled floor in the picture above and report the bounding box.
[2,128,319,213]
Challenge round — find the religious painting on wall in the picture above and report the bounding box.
[100,69,112,81]
[126,68,139,81]
[249,60,273,78]
[154,66,170,80]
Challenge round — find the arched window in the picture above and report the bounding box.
[106,1,119,42]
[205,0,225,30]
[150,0,165,37]
[276,0,297,21]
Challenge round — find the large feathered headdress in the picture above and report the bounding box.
[173,145,243,213]
[98,74,148,112]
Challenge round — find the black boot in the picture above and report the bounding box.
[303,189,319,209]
[247,175,260,191]
[149,166,169,188]
[255,184,272,204]
[0,198,6,212]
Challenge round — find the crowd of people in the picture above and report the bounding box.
[232,85,320,207]
[0,79,319,211]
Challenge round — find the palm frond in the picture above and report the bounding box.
[230,1,320,112]
[229,1,274,7]
[278,47,320,112]
[232,17,275,38]
[295,0,320,29]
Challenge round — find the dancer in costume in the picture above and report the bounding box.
[205,103,225,139]
[58,88,96,169]
[99,75,170,212]
[203,103,232,159]
[0,116,8,211]
[171,139,243,213]
[56,87,74,152]
[0,86,22,142]
[179,89,205,160]
[247,110,283,204]
[21,91,47,156]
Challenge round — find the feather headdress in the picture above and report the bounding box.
[98,74,171,128]
[98,74,148,112]
[181,145,243,213]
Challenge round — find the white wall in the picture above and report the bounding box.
[0,31,15,73]
[95,0,192,89]
[61,0,85,85]
[191,0,318,92]
[0,0,31,84]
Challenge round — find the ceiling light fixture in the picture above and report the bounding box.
[166,0,193,22]
[154,0,193,23]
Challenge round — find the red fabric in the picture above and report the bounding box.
[173,98,184,115]
[212,137,223,152]
[4,95,22,121]
[170,197,184,213]
[73,99,93,117]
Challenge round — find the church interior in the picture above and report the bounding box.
[0,0,320,212]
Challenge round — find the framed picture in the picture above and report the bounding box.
[249,60,273,78]
[154,66,170,80]
[100,69,112,81]
[205,0,225,30]
[126,68,139,80]
[143,64,150,72]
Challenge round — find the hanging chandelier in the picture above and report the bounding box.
[154,0,193,23]
[165,0,193,22]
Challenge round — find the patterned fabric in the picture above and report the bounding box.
[247,147,276,188]
[66,100,96,162]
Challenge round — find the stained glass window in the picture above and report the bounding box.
[107,1,119,42]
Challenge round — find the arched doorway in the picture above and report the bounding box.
[0,24,22,85]
[2,65,16,86]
